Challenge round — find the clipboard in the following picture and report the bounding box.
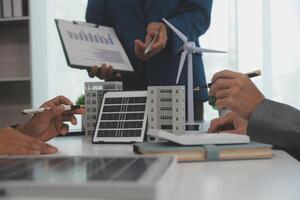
[55,19,134,72]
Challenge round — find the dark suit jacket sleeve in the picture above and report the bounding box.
[166,0,213,53]
[85,0,111,26]
[248,99,300,160]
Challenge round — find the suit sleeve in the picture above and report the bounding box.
[166,0,213,53]
[85,0,111,26]
[248,99,300,160]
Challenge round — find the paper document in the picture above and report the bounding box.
[55,19,134,72]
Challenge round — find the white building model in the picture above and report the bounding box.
[147,86,185,137]
[84,81,122,136]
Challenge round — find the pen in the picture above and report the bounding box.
[194,69,262,91]
[22,105,85,115]
[144,29,160,55]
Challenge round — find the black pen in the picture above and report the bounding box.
[194,70,262,91]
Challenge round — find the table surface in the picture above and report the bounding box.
[46,136,300,200]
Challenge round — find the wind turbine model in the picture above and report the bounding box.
[162,18,226,129]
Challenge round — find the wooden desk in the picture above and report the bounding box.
[48,136,300,200]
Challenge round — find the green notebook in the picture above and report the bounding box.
[133,142,273,162]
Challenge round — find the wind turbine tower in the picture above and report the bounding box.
[162,18,226,128]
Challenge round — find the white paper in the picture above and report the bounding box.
[56,19,134,72]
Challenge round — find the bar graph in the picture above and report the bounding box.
[67,29,115,46]
[57,19,134,71]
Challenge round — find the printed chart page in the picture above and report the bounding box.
[56,19,134,72]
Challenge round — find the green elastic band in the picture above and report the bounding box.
[203,144,220,160]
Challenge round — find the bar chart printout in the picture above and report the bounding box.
[67,30,115,46]
[56,19,133,72]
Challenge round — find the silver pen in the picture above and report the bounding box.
[144,29,160,55]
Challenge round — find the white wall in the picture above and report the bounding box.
[31,0,92,130]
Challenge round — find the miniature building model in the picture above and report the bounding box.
[84,81,122,136]
[147,86,185,136]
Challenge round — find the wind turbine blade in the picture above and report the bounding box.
[162,18,188,42]
[176,50,188,84]
[190,46,227,54]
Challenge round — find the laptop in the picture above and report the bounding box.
[0,155,176,200]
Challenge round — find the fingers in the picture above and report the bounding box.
[1,130,58,155]
[62,115,77,125]
[87,64,117,80]
[8,142,58,155]
[87,66,98,78]
[215,98,234,110]
[209,79,236,96]
[150,29,167,52]
[144,31,156,46]
[60,123,69,135]
[64,108,85,115]
[135,39,148,61]
[211,70,244,83]
[51,95,73,106]
[208,116,231,133]
[41,96,73,110]
[136,22,167,61]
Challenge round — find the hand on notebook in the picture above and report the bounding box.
[17,96,85,141]
[134,22,167,61]
[208,112,248,134]
[0,127,57,155]
[209,70,265,120]
[87,64,122,81]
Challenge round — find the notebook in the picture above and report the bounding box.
[0,155,176,200]
[134,142,273,162]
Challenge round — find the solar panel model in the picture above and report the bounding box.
[0,156,176,200]
[93,91,148,143]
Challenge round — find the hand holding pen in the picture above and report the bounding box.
[22,104,85,115]
[208,70,265,120]
[194,70,262,91]
[134,22,168,61]
[18,96,85,142]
